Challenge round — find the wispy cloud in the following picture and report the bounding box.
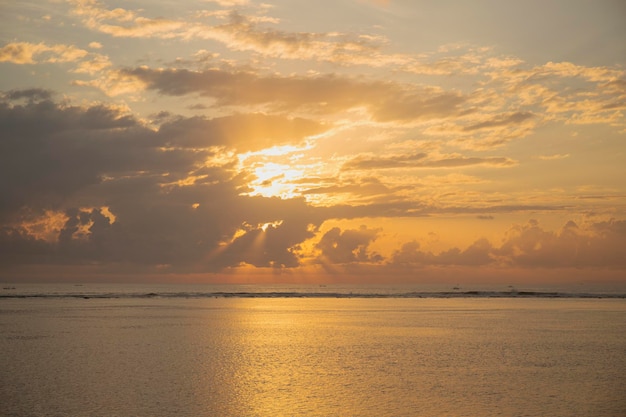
[122,66,467,122]
[0,42,88,64]
[342,153,516,170]
[537,153,570,161]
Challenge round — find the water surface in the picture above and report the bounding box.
[1,294,625,416]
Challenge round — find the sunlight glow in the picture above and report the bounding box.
[2,0,625,284]
[18,210,68,243]
[246,162,304,198]
[261,220,283,231]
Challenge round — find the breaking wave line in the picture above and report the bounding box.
[1,290,625,299]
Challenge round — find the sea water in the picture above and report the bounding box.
[1,284,625,417]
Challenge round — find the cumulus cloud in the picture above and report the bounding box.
[208,198,320,269]
[392,238,494,266]
[390,219,626,269]
[0,92,329,270]
[2,0,625,283]
[316,226,383,264]
[496,219,626,268]
[0,91,623,274]
[0,95,144,220]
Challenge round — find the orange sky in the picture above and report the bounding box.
[1,0,625,284]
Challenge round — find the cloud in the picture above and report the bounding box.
[476,215,494,220]
[72,68,147,96]
[0,92,330,271]
[495,219,626,268]
[486,60,626,131]
[3,88,53,102]
[390,219,626,269]
[0,88,622,275]
[207,197,320,269]
[69,1,411,67]
[0,42,88,64]
[392,238,494,266]
[62,0,626,140]
[3,91,562,274]
[157,113,326,152]
[72,53,112,75]
[462,112,535,132]
[537,154,570,161]
[205,11,410,66]
[301,177,400,198]
[123,66,467,122]
[204,0,250,6]
[316,226,383,264]
[298,176,415,207]
[0,41,111,80]
[70,0,186,38]
[342,153,516,170]
[67,0,535,75]
[0,95,146,220]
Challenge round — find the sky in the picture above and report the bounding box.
[1,0,625,284]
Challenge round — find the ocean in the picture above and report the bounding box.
[1,284,625,416]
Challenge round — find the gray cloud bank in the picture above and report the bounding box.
[1,91,625,278]
[0,91,322,271]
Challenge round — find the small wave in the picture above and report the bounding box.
[1,291,624,300]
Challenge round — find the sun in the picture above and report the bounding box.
[248,162,304,198]
[238,144,314,199]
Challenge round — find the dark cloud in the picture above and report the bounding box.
[209,198,319,269]
[0,226,53,266]
[2,91,623,277]
[496,219,626,268]
[390,219,626,269]
[316,226,383,264]
[372,91,465,122]
[343,153,516,170]
[0,96,157,221]
[4,88,53,101]
[123,67,466,122]
[342,153,427,170]
[0,92,327,271]
[301,177,405,200]
[157,113,326,151]
[392,239,494,266]
[462,112,535,131]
